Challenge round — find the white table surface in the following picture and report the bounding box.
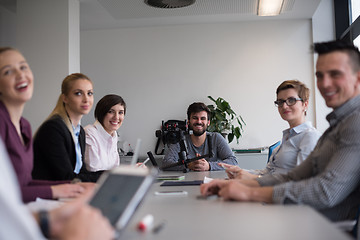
[120,171,351,240]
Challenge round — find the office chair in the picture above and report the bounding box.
[267,141,281,163]
[353,205,360,240]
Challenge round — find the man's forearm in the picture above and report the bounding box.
[249,186,274,203]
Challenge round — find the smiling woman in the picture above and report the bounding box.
[84,94,126,172]
[32,73,103,182]
[0,47,97,203]
[221,80,321,180]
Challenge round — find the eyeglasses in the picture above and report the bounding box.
[274,97,303,107]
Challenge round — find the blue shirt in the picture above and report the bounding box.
[72,123,82,174]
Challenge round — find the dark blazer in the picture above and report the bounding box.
[32,115,102,182]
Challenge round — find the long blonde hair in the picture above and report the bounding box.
[47,73,92,137]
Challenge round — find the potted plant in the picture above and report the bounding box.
[207,96,245,144]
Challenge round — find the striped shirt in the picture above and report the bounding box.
[258,94,360,222]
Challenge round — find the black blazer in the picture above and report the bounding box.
[32,115,102,182]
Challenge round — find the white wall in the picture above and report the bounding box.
[0,6,16,46]
[312,0,335,133]
[81,20,315,156]
[16,0,81,132]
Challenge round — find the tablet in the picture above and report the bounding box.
[89,166,155,231]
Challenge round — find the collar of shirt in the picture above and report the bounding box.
[94,121,117,140]
[326,94,360,127]
[282,121,313,139]
[72,122,81,137]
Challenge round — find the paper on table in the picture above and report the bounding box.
[27,198,63,212]
[203,176,213,184]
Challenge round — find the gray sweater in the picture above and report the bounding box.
[162,132,238,171]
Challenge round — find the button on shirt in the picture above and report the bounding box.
[72,124,83,174]
[263,121,320,175]
[84,121,120,171]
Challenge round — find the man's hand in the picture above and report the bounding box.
[188,153,210,171]
[200,179,229,196]
[49,190,114,240]
[200,178,273,203]
[200,179,253,201]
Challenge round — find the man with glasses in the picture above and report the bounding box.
[200,40,360,223]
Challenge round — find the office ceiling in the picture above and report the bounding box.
[1,0,322,30]
[79,0,322,30]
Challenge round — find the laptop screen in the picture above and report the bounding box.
[89,167,154,230]
[130,139,142,166]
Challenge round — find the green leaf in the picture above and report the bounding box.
[228,133,234,143]
[207,95,246,143]
[208,96,216,103]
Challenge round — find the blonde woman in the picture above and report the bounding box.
[33,73,102,182]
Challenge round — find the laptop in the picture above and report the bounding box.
[147,151,184,180]
[130,138,142,166]
[89,166,156,235]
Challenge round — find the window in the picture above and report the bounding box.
[351,0,360,23]
[334,0,360,43]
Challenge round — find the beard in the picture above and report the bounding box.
[190,123,207,136]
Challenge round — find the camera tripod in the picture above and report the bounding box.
[161,132,213,173]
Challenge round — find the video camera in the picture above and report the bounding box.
[155,119,213,172]
[155,120,188,145]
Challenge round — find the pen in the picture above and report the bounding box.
[153,221,166,234]
[138,158,150,167]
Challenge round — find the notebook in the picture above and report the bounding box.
[89,166,156,235]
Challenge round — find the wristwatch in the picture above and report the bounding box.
[38,210,50,238]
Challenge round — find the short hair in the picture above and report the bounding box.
[276,80,310,102]
[95,94,126,126]
[187,102,211,120]
[313,40,360,72]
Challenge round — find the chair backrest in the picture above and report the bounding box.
[268,141,281,163]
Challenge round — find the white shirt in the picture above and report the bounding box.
[84,121,120,171]
[251,121,321,176]
[0,139,45,240]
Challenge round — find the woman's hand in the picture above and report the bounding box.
[51,184,85,199]
[218,163,258,180]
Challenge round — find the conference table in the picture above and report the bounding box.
[120,170,351,240]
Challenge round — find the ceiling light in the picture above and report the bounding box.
[145,0,195,9]
[257,0,284,16]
